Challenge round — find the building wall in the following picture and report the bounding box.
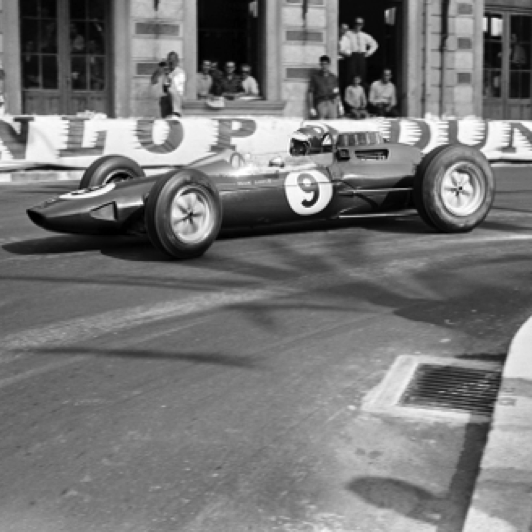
[0,0,507,120]
[419,0,480,118]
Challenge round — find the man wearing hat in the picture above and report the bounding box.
[339,17,378,88]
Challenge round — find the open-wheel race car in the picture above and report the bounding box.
[27,125,495,260]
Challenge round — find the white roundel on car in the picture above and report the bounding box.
[284,169,333,216]
[59,183,116,200]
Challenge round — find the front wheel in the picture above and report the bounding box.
[413,144,495,232]
[145,169,222,259]
[79,155,145,189]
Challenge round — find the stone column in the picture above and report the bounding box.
[183,0,197,100]
[3,1,22,115]
[404,0,422,117]
[113,0,132,117]
[264,0,282,101]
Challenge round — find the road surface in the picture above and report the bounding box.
[0,166,531,532]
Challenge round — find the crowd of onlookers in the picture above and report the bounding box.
[151,53,260,118]
[196,59,260,102]
[308,16,398,120]
[153,16,397,120]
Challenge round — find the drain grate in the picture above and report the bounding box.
[399,363,502,415]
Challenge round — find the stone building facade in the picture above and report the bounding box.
[0,0,530,120]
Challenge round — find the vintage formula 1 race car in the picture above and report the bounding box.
[27,127,495,260]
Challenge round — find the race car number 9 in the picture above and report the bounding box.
[284,170,333,216]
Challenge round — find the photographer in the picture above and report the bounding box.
[151,51,186,118]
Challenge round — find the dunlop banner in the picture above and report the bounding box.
[0,116,530,171]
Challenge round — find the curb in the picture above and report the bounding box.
[462,316,532,532]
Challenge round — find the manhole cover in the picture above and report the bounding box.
[399,363,501,415]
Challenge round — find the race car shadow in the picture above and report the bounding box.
[4,212,525,266]
[25,345,261,369]
[218,216,433,240]
[2,234,161,260]
[2,218,432,265]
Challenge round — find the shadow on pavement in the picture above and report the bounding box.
[347,423,489,532]
[22,345,261,369]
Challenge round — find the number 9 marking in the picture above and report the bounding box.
[284,170,333,216]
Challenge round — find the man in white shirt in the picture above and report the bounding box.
[240,64,260,97]
[339,17,378,88]
[368,68,398,117]
[150,51,186,118]
[166,52,186,117]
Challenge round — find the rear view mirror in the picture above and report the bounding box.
[269,156,285,168]
[335,148,351,161]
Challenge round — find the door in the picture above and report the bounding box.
[483,11,532,119]
[20,0,110,116]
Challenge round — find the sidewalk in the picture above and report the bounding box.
[463,316,532,532]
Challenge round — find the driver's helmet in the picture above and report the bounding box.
[289,126,327,156]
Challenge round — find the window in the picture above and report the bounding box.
[483,12,502,98]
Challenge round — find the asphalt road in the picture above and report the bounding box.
[0,167,531,532]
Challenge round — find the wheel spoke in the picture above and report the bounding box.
[188,193,198,210]
[450,171,460,186]
[174,196,189,213]
[189,217,201,233]
[461,183,474,196]
[460,173,470,185]
[192,201,206,218]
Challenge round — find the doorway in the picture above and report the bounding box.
[197,0,261,85]
[483,10,532,119]
[20,0,111,115]
[339,0,403,112]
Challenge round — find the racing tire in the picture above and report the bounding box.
[79,155,145,189]
[145,169,222,260]
[413,144,495,233]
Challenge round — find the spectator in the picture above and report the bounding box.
[219,61,244,100]
[209,60,224,96]
[22,40,40,88]
[340,17,378,90]
[0,66,5,116]
[345,75,368,119]
[510,34,528,67]
[150,51,186,118]
[70,23,85,53]
[166,52,186,117]
[368,68,398,117]
[308,55,341,119]
[240,64,260,97]
[338,23,350,102]
[196,59,213,99]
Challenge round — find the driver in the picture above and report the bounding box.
[289,126,327,156]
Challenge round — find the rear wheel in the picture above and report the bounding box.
[145,169,222,259]
[413,144,495,232]
[79,155,145,189]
